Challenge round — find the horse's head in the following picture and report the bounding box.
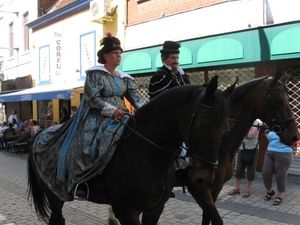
[184,76,236,188]
[263,69,299,146]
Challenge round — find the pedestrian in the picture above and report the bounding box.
[148,40,190,99]
[262,130,293,205]
[228,119,263,198]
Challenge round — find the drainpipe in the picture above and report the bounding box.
[123,0,127,50]
[262,0,266,26]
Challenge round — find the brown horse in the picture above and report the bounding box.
[27,76,236,225]
[174,69,299,225]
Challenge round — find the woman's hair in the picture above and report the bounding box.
[97,32,123,64]
[61,107,69,115]
[31,120,38,126]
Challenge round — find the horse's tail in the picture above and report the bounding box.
[27,152,51,223]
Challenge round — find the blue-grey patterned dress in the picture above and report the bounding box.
[32,65,144,201]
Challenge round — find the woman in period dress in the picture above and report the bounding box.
[32,32,145,201]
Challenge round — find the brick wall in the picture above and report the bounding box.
[127,0,229,26]
[38,0,57,16]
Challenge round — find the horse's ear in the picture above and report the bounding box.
[272,68,283,85]
[205,76,218,99]
[280,73,291,84]
[223,76,238,99]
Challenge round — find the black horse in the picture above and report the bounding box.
[174,69,299,225]
[28,76,236,225]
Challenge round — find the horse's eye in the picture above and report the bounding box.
[199,124,208,130]
[276,99,283,104]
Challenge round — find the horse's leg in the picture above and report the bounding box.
[111,205,141,225]
[142,173,173,225]
[187,184,223,225]
[46,191,65,225]
[141,203,165,225]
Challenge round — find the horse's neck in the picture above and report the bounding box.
[133,116,182,157]
[219,108,255,160]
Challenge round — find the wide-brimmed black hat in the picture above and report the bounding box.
[97,32,123,64]
[160,41,180,54]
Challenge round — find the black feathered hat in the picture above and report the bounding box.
[97,32,123,64]
[160,41,180,54]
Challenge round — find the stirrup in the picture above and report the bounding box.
[73,182,89,200]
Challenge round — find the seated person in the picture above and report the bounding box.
[17,120,31,142]
[1,123,16,148]
[17,119,26,130]
[30,120,39,138]
[0,121,8,135]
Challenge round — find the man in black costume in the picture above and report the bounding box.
[148,41,190,99]
[148,41,191,197]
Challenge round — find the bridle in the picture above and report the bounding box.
[264,79,295,136]
[228,78,295,136]
[182,90,219,170]
[120,89,219,170]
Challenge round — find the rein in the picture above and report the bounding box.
[228,78,295,135]
[120,115,180,158]
[119,90,218,169]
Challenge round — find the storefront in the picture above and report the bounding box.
[0,85,83,127]
[119,21,300,74]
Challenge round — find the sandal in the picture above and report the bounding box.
[273,197,282,205]
[264,190,275,201]
[228,189,240,195]
[243,191,251,198]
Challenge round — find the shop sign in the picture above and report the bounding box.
[21,95,32,101]
[57,93,66,99]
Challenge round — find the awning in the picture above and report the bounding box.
[0,85,82,103]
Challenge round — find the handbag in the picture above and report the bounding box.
[240,143,257,165]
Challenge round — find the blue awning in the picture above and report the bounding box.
[0,85,82,103]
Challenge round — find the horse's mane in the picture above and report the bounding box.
[136,85,200,122]
[136,85,228,128]
[229,76,268,104]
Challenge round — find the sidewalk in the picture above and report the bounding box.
[0,150,299,225]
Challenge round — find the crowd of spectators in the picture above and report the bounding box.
[0,107,76,150]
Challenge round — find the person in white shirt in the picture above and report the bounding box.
[7,109,18,125]
[228,119,263,198]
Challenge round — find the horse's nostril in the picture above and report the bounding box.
[194,178,206,188]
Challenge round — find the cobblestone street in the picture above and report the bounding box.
[0,151,299,225]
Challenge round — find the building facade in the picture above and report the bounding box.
[120,0,300,172]
[0,0,300,171]
[0,0,125,125]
